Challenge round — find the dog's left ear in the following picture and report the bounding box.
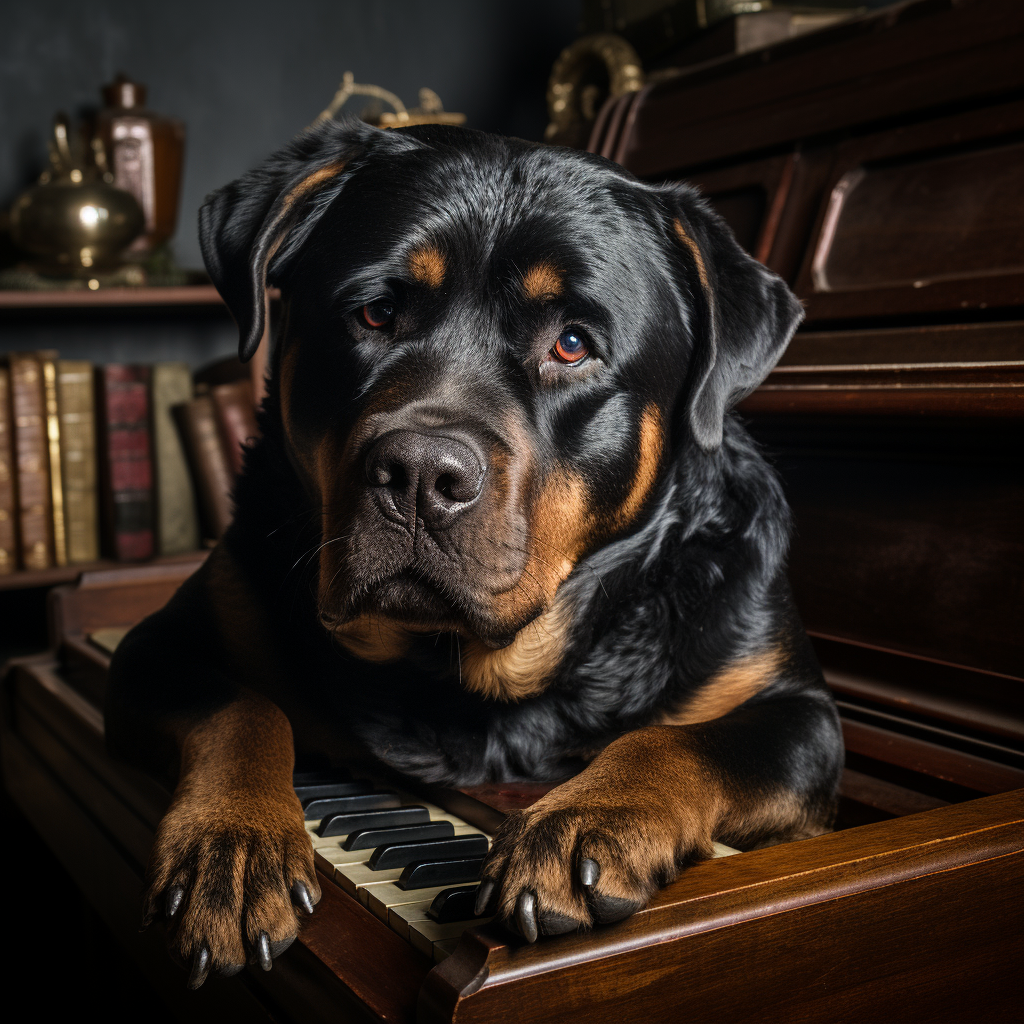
[656,183,804,452]
[199,117,385,362]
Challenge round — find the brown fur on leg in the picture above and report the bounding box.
[480,724,820,938]
[144,692,319,975]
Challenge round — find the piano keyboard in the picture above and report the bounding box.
[299,770,743,963]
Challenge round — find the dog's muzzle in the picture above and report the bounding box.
[364,429,485,532]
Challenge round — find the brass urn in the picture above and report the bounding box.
[9,114,144,273]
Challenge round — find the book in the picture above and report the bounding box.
[174,395,234,540]
[96,365,155,561]
[0,366,16,574]
[9,352,54,570]
[40,353,67,566]
[211,378,259,477]
[57,360,100,564]
[151,362,199,555]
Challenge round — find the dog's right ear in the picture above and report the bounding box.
[199,117,383,362]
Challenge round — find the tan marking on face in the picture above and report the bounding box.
[673,218,710,294]
[616,404,663,527]
[522,262,564,300]
[660,646,785,726]
[460,595,572,701]
[409,246,446,288]
[333,614,412,662]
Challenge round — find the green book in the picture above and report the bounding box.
[151,362,200,556]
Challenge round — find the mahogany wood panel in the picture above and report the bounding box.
[746,414,1023,677]
[794,100,1024,320]
[613,0,1024,177]
[426,792,1024,1022]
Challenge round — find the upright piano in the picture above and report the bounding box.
[4,1,1024,1019]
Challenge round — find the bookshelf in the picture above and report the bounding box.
[0,283,267,600]
[0,551,207,592]
[0,286,224,309]
[0,286,278,310]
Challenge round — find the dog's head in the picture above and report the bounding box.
[201,119,801,698]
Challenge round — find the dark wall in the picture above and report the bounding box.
[1,0,581,271]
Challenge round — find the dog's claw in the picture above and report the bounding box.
[291,879,315,915]
[474,879,496,917]
[165,885,185,919]
[514,890,539,944]
[187,945,211,990]
[578,858,600,888]
[257,931,273,971]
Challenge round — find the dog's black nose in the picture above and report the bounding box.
[365,430,484,526]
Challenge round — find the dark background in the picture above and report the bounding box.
[1,0,581,271]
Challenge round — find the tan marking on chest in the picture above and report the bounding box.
[522,262,564,300]
[409,246,446,287]
[661,646,785,726]
[460,595,572,701]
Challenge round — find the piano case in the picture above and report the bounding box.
[4,2,1024,1018]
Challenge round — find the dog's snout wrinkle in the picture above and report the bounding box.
[365,430,485,531]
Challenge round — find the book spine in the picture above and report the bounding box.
[0,367,16,574]
[9,353,53,569]
[173,395,234,540]
[57,360,99,564]
[97,365,155,561]
[41,355,67,566]
[151,362,199,556]
[211,379,259,477]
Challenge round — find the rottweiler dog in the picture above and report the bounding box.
[106,117,843,987]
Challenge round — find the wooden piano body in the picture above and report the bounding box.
[3,550,1022,1021]
[4,2,1024,1018]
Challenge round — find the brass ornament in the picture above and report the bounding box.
[315,72,466,129]
[9,114,144,274]
[545,34,645,149]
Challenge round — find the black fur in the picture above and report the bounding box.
[106,118,843,958]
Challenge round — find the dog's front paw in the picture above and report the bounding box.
[143,797,320,987]
[477,730,718,942]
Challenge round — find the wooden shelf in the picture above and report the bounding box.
[0,285,223,309]
[0,551,207,592]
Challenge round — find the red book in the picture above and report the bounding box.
[96,365,154,561]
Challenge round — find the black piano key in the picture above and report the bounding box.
[369,834,489,871]
[318,805,430,838]
[342,820,454,852]
[297,780,375,806]
[293,768,351,784]
[427,885,485,923]
[396,857,485,891]
[303,791,400,820]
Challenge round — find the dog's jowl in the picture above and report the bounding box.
[106,118,844,983]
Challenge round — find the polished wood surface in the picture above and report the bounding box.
[3,561,1022,1022]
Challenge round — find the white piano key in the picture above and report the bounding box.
[387,900,433,940]
[333,861,404,897]
[408,917,492,958]
[315,844,367,868]
[711,842,742,857]
[365,881,478,922]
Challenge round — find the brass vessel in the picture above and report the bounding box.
[9,115,144,273]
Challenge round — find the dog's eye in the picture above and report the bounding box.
[362,300,395,329]
[552,328,589,364]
